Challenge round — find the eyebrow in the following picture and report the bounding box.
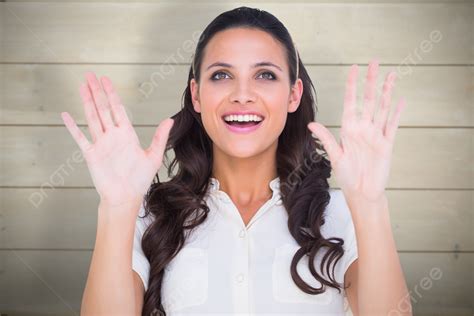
[205,61,283,72]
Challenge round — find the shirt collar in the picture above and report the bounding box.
[208,176,280,194]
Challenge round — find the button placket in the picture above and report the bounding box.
[232,226,250,313]
[236,229,249,288]
[236,273,245,283]
[236,227,248,289]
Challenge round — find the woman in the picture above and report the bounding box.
[61,6,411,316]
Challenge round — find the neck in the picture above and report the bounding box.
[212,142,278,206]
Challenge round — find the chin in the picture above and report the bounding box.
[220,142,265,159]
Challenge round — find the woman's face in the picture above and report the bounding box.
[190,27,303,158]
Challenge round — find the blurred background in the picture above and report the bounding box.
[0,0,472,315]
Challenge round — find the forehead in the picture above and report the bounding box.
[202,28,288,70]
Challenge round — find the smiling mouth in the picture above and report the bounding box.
[221,115,265,133]
[223,120,263,127]
[221,114,265,127]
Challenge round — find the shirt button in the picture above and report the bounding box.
[236,273,245,283]
[239,229,246,238]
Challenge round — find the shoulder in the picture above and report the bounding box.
[326,189,353,227]
[324,189,359,282]
[320,189,356,243]
[132,199,154,291]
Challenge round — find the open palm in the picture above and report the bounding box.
[61,72,174,208]
[308,60,406,202]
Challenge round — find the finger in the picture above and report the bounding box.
[101,76,132,128]
[146,118,175,166]
[80,82,103,142]
[361,59,379,122]
[85,72,115,130]
[341,64,359,126]
[307,122,343,165]
[61,112,91,152]
[374,71,397,132]
[385,97,406,143]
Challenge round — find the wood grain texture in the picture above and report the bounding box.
[5,0,473,3]
[0,250,472,315]
[0,65,472,127]
[1,188,472,252]
[0,126,472,188]
[0,3,471,63]
[0,1,472,315]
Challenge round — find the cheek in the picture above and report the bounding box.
[258,83,289,106]
[263,92,289,126]
[269,110,288,138]
[198,85,221,115]
[264,100,290,139]
[198,103,222,141]
[200,110,219,138]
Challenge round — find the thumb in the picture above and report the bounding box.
[146,118,174,167]
[307,122,342,164]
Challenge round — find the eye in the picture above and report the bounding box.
[210,71,230,81]
[210,70,277,81]
[257,71,277,80]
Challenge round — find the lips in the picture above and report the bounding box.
[223,120,263,134]
[220,111,266,134]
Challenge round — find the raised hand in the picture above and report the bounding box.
[307,59,406,203]
[61,72,174,209]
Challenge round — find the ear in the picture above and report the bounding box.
[288,78,303,113]
[190,78,201,113]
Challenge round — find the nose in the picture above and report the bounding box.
[229,81,257,105]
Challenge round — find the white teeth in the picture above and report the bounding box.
[223,114,263,122]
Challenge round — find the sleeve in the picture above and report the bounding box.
[342,224,357,316]
[341,218,358,276]
[132,201,151,291]
[335,191,358,315]
[329,189,358,276]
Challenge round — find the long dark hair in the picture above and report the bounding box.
[140,6,347,315]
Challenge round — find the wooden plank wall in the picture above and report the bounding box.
[0,1,472,315]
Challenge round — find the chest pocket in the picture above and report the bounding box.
[272,242,334,305]
[161,247,209,312]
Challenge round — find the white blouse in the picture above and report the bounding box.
[132,176,358,315]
